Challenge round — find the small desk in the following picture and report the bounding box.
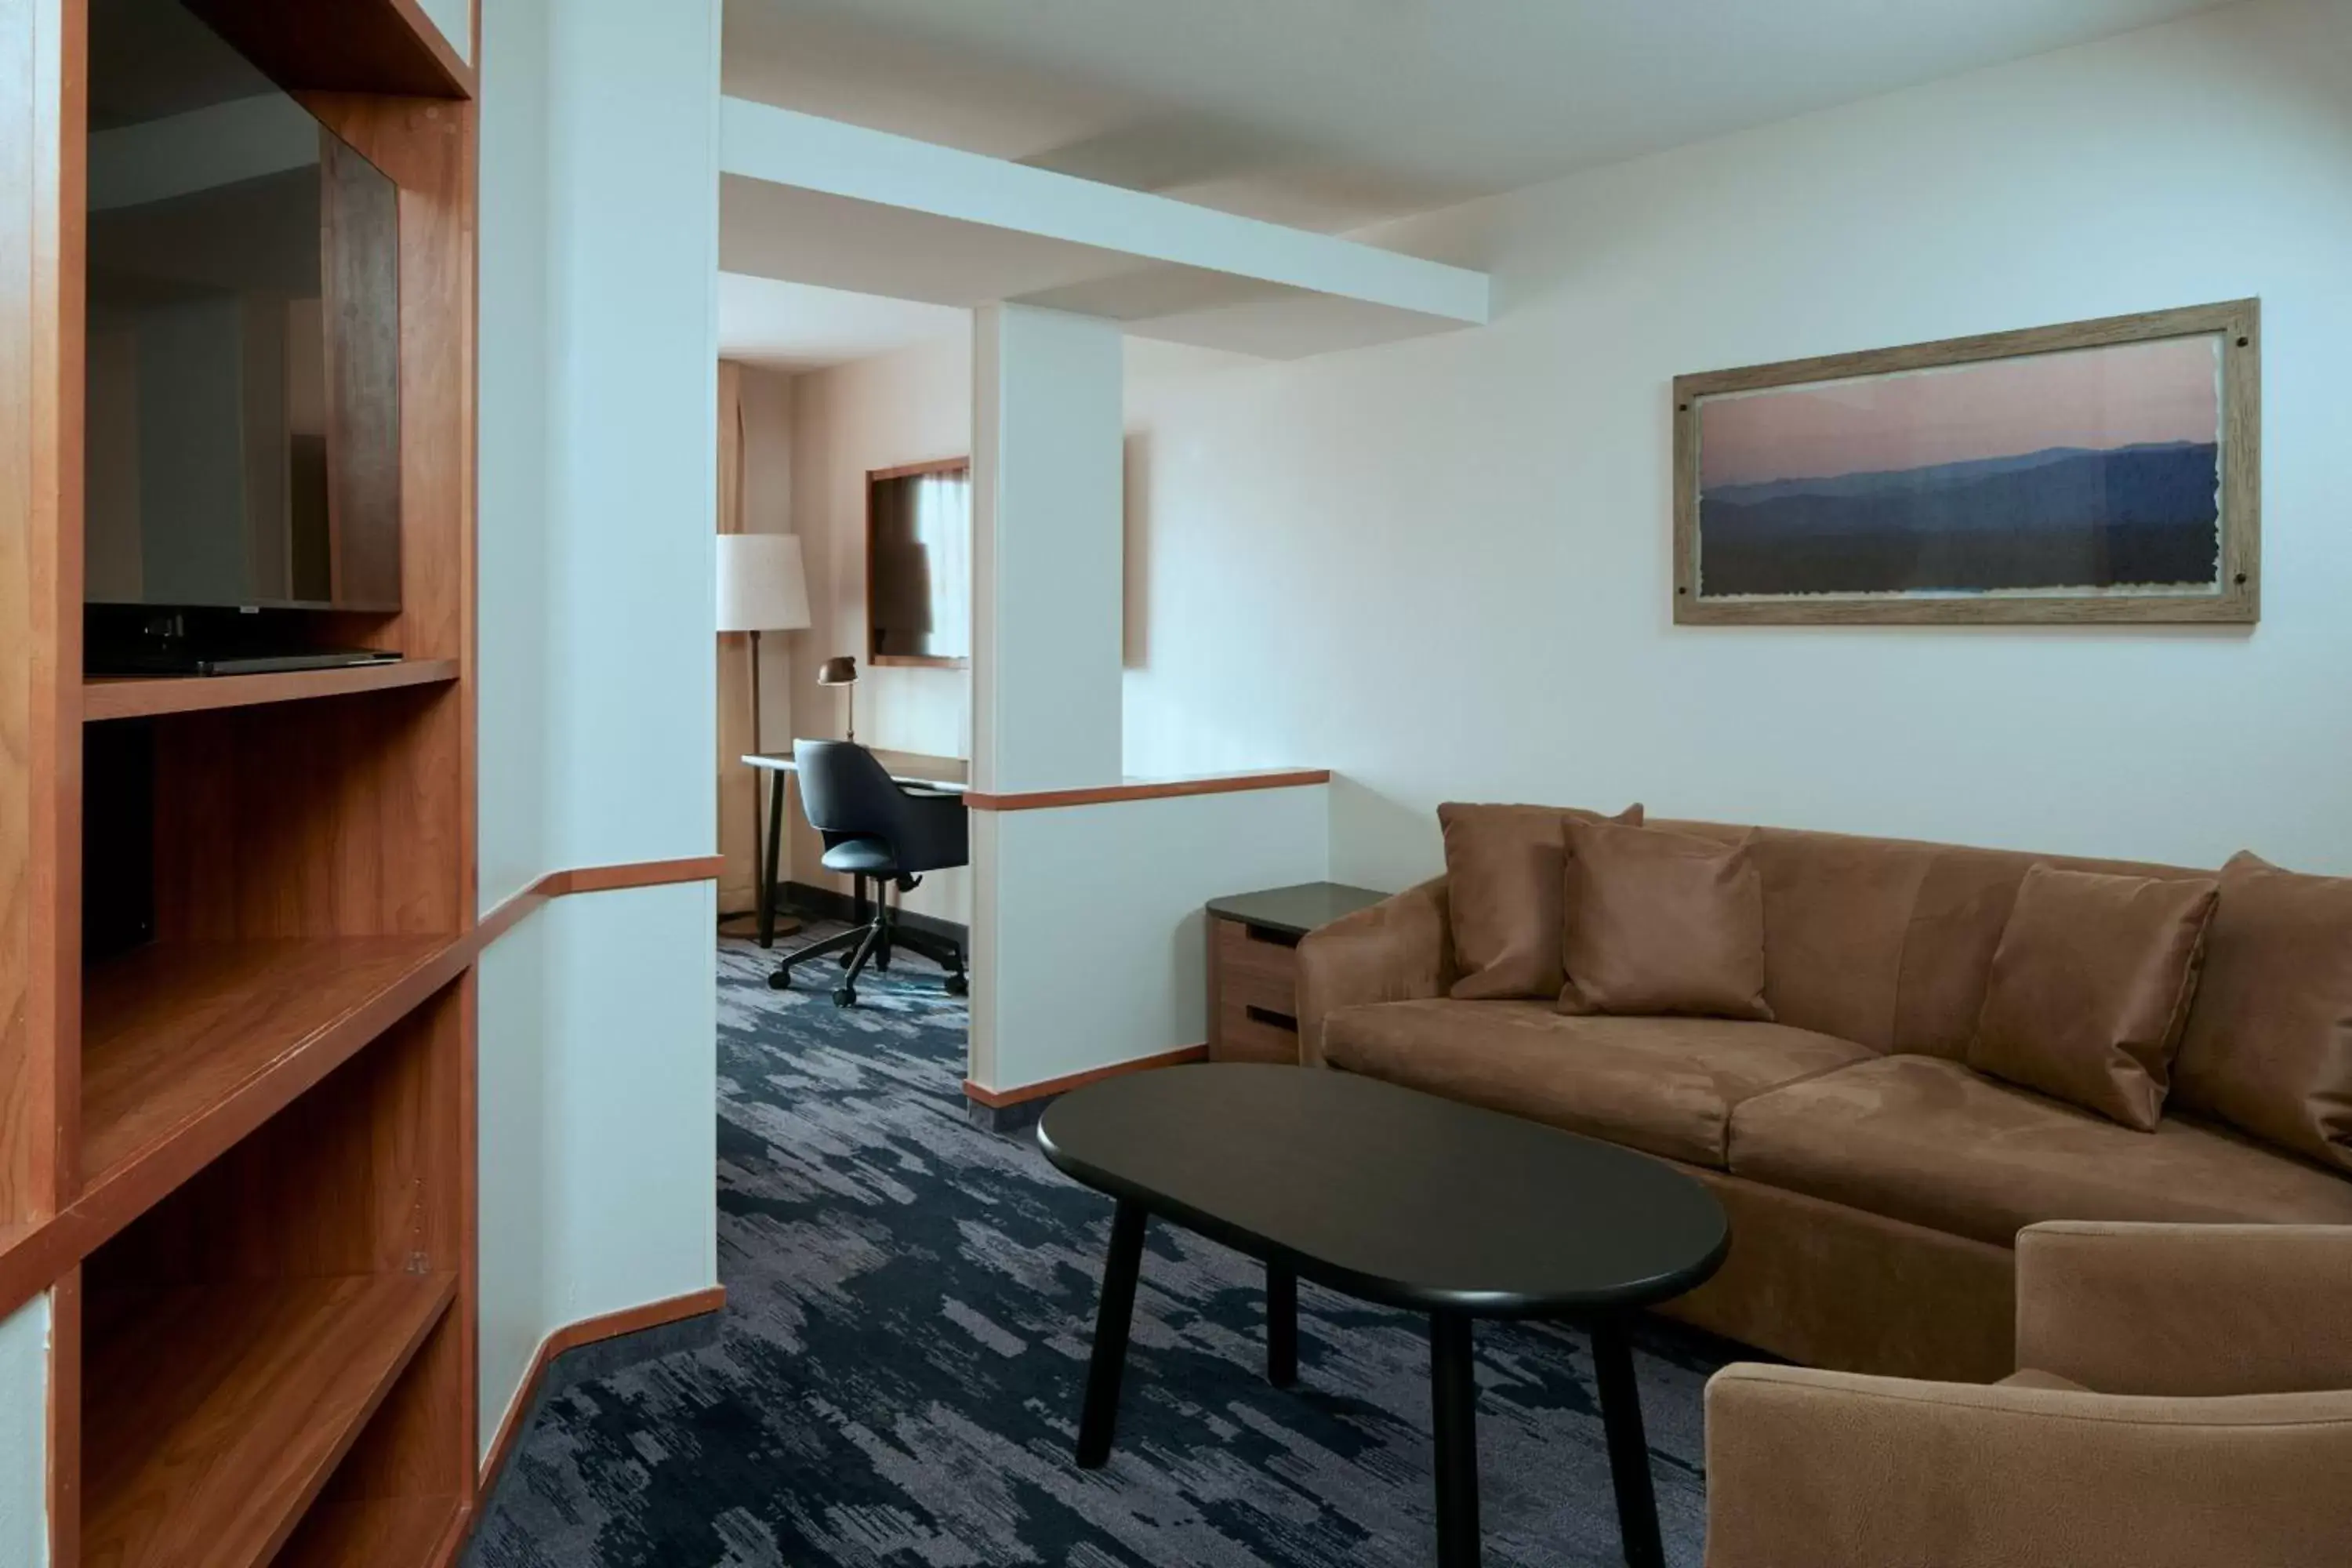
[742,749,970,948]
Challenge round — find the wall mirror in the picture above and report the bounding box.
[866,457,971,666]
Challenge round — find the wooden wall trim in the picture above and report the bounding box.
[964,1044,1207,1109]
[474,855,727,949]
[0,855,721,1318]
[963,768,1331,813]
[472,1285,727,1504]
[545,856,727,898]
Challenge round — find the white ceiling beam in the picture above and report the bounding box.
[718,97,1489,328]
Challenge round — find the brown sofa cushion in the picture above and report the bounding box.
[2174,853,2352,1172]
[1559,819,1771,1020]
[1745,829,1937,1052]
[1969,866,2219,1131]
[1439,801,1642,1000]
[1652,822,2218,1063]
[1727,1054,2352,1248]
[1324,999,1866,1167]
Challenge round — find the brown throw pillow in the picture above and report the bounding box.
[1440,801,1643,1000]
[2173,852,2352,1171]
[1557,818,1772,1020]
[1969,866,2219,1131]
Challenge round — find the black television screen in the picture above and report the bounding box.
[84,0,401,613]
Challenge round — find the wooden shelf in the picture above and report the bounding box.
[274,1493,463,1568]
[82,1271,457,1568]
[81,938,465,1214]
[82,659,459,723]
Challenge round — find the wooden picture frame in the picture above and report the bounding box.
[865,456,972,669]
[1671,300,2260,625]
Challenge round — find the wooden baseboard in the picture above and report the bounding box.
[472,1285,728,1506]
[964,1044,1207,1109]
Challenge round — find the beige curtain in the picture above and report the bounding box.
[716,361,757,916]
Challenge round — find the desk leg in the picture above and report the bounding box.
[1076,1199,1147,1468]
[758,770,786,949]
[1592,1316,1664,1568]
[1430,1311,1480,1568]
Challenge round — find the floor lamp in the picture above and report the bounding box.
[717,534,811,935]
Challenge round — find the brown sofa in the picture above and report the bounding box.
[1705,1221,2352,1568]
[1296,820,2352,1382]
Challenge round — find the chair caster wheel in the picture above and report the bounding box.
[768,969,791,991]
[876,951,892,972]
[833,986,855,1007]
[943,974,968,997]
[837,950,855,968]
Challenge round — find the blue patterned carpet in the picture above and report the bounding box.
[466,931,1727,1566]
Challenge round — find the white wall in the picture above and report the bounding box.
[416,0,474,64]
[970,785,1330,1092]
[477,0,553,911]
[0,1295,46,1568]
[785,329,975,923]
[971,304,1127,794]
[479,890,717,1399]
[738,364,796,741]
[1124,0,2352,891]
[473,920,549,1448]
[475,0,722,1461]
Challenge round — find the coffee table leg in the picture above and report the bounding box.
[1592,1316,1664,1568]
[1266,1261,1298,1387]
[1429,1310,1480,1568]
[1076,1199,1147,1468]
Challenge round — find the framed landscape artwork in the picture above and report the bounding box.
[1672,300,2259,624]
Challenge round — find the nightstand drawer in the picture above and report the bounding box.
[1214,996,1301,1064]
[1214,916,1299,1017]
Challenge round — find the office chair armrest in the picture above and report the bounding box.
[882,787,971,877]
[2015,1221,2352,1396]
[1704,1363,2352,1568]
[1294,878,1454,1068]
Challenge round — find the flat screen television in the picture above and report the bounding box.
[83,0,402,617]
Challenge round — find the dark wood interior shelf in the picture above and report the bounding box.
[81,938,464,1211]
[82,658,460,723]
[82,1271,457,1568]
[274,1493,463,1568]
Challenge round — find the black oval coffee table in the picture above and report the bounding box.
[1037,1064,1729,1568]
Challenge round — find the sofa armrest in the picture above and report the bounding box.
[1704,1363,2352,1568]
[2015,1221,2352,1396]
[1294,878,1455,1068]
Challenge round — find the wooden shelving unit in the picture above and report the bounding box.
[276,1494,465,1568]
[82,658,461,723]
[82,1272,457,1568]
[0,2,482,1565]
[79,936,463,1201]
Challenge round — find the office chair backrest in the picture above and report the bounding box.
[793,739,903,840]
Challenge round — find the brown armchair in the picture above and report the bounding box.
[1293,877,1454,1067]
[1704,1221,2352,1567]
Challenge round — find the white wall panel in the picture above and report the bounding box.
[1124,0,2352,887]
[971,785,1329,1091]
[0,1295,47,1566]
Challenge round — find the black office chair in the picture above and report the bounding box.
[769,738,969,1007]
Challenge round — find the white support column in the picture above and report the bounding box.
[970,303,1124,795]
[968,303,1125,1094]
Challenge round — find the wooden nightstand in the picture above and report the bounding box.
[1206,882,1389,1063]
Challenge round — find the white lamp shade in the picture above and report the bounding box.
[716,533,811,633]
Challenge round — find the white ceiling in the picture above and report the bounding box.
[717,273,967,375]
[724,0,2231,233]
